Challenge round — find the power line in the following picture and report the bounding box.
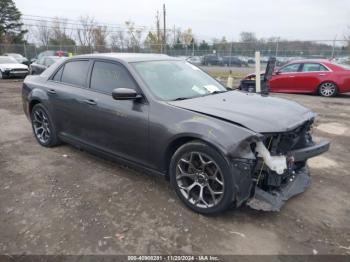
[20,14,349,44]
[22,14,146,30]
[21,18,175,35]
[22,22,173,34]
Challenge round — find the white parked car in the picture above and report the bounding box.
[186,56,203,65]
[0,56,29,79]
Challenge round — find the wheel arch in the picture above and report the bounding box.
[316,80,338,94]
[27,87,50,116]
[29,98,42,116]
[162,134,227,180]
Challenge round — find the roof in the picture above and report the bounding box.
[73,53,180,62]
[286,59,331,64]
[0,55,16,59]
[45,56,63,59]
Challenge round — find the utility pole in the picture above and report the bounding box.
[255,51,261,93]
[275,37,280,57]
[163,4,166,54]
[229,40,233,66]
[331,35,337,59]
[156,11,161,53]
[192,39,195,56]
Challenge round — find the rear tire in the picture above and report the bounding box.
[318,82,338,97]
[169,141,235,215]
[31,104,60,147]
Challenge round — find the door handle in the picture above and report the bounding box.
[289,75,295,78]
[319,73,326,76]
[83,99,97,106]
[47,89,56,95]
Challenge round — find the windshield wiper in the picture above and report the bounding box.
[172,97,189,101]
[203,90,228,96]
[172,91,227,101]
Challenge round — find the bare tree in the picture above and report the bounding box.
[144,31,161,52]
[49,17,75,46]
[51,17,65,41]
[93,25,108,51]
[34,20,51,47]
[239,32,257,43]
[76,15,95,47]
[181,28,193,47]
[213,36,230,52]
[110,30,126,50]
[125,21,143,51]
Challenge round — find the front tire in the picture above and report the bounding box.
[31,104,60,147]
[170,141,235,215]
[0,70,6,79]
[318,82,338,97]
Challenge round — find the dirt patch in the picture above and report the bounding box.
[316,122,348,135]
[308,156,338,169]
[1,80,350,255]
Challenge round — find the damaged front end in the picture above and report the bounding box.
[237,120,330,211]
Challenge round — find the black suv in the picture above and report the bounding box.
[222,56,248,67]
[202,54,223,66]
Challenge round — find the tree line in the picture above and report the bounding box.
[1,0,349,57]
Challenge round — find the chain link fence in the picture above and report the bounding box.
[1,40,349,65]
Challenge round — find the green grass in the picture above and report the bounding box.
[206,70,246,79]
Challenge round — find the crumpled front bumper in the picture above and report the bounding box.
[245,140,330,211]
[246,166,311,211]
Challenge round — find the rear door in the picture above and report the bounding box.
[46,59,92,140]
[269,63,302,92]
[293,63,330,93]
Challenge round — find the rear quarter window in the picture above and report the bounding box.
[52,67,63,81]
[42,58,67,78]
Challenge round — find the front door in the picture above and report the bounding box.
[81,60,149,166]
[269,63,302,93]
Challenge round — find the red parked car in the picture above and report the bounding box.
[241,59,350,97]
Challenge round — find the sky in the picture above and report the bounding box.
[15,0,350,42]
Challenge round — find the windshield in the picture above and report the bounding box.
[0,57,17,64]
[46,57,61,66]
[133,60,226,101]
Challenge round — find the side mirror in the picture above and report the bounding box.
[112,88,142,100]
[274,70,280,75]
[30,58,37,64]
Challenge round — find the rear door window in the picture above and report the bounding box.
[302,63,328,72]
[61,60,89,87]
[90,61,137,94]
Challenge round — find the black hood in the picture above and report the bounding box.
[168,91,315,133]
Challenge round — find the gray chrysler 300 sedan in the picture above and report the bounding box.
[22,53,330,214]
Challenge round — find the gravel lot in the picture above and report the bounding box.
[0,79,349,255]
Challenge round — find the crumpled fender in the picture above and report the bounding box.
[166,114,261,159]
